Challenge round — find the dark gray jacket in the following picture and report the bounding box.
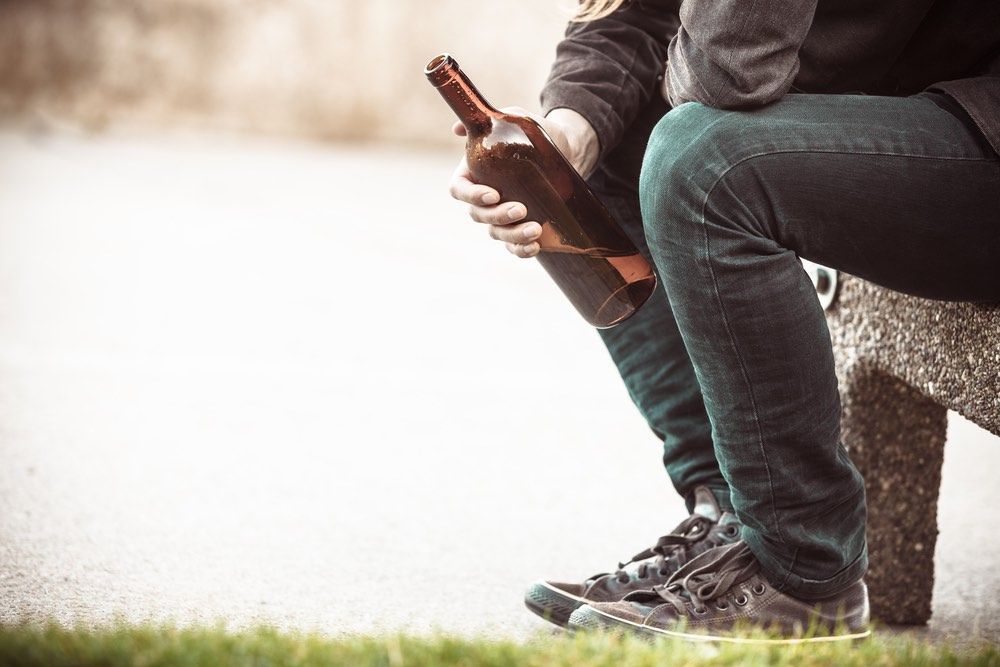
[541,0,1000,158]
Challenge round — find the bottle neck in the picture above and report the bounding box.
[426,54,494,133]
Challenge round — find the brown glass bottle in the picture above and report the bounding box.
[425,53,656,329]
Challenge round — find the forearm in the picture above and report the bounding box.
[544,108,600,178]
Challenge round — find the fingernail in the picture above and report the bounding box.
[523,224,540,240]
[508,205,524,221]
[482,191,499,205]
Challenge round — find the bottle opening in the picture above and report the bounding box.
[425,53,457,87]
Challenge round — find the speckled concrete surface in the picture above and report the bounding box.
[830,275,1000,624]
[830,277,1000,433]
[0,132,997,643]
[840,370,948,624]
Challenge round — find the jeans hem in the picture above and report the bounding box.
[744,529,868,601]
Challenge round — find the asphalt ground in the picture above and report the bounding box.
[0,132,997,642]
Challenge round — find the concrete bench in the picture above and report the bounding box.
[819,272,999,625]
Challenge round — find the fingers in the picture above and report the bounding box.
[487,220,541,245]
[449,160,499,205]
[461,186,539,258]
[468,201,526,226]
[505,241,540,258]
[492,221,541,259]
[500,105,530,118]
[444,133,540,260]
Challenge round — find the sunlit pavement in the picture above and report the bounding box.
[0,131,997,642]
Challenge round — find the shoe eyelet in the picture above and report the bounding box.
[715,602,729,611]
[734,594,749,606]
[725,526,739,537]
[752,583,766,595]
[659,568,669,576]
[693,606,707,615]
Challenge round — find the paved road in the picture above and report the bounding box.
[0,132,997,642]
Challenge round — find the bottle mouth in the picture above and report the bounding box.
[425,53,457,87]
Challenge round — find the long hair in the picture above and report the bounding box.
[572,0,628,21]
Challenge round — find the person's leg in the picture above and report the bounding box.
[638,93,1000,599]
[522,98,749,630]
[587,96,730,512]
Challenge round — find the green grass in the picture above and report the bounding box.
[0,624,997,667]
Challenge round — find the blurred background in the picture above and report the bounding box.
[0,0,566,143]
[0,0,997,643]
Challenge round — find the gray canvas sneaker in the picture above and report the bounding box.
[524,487,742,627]
[568,540,870,643]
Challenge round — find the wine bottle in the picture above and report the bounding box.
[425,53,656,329]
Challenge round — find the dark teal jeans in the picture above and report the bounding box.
[590,92,1000,600]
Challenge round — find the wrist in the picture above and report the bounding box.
[544,107,600,178]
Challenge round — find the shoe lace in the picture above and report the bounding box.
[611,514,714,584]
[646,541,759,614]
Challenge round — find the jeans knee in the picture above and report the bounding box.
[639,103,753,255]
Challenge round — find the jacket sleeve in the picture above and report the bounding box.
[664,0,817,109]
[540,0,680,160]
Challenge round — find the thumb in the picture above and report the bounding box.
[500,105,534,120]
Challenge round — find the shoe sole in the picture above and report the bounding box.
[524,581,592,628]
[568,604,871,645]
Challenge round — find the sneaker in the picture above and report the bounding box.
[568,540,870,643]
[523,486,741,627]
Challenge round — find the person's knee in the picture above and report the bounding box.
[639,103,753,254]
[639,103,718,215]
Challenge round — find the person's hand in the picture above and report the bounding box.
[447,107,599,258]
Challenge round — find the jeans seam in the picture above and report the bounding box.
[775,546,800,591]
[697,173,786,552]
[708,148,998,173]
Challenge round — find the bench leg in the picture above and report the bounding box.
[840,369,947,625]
